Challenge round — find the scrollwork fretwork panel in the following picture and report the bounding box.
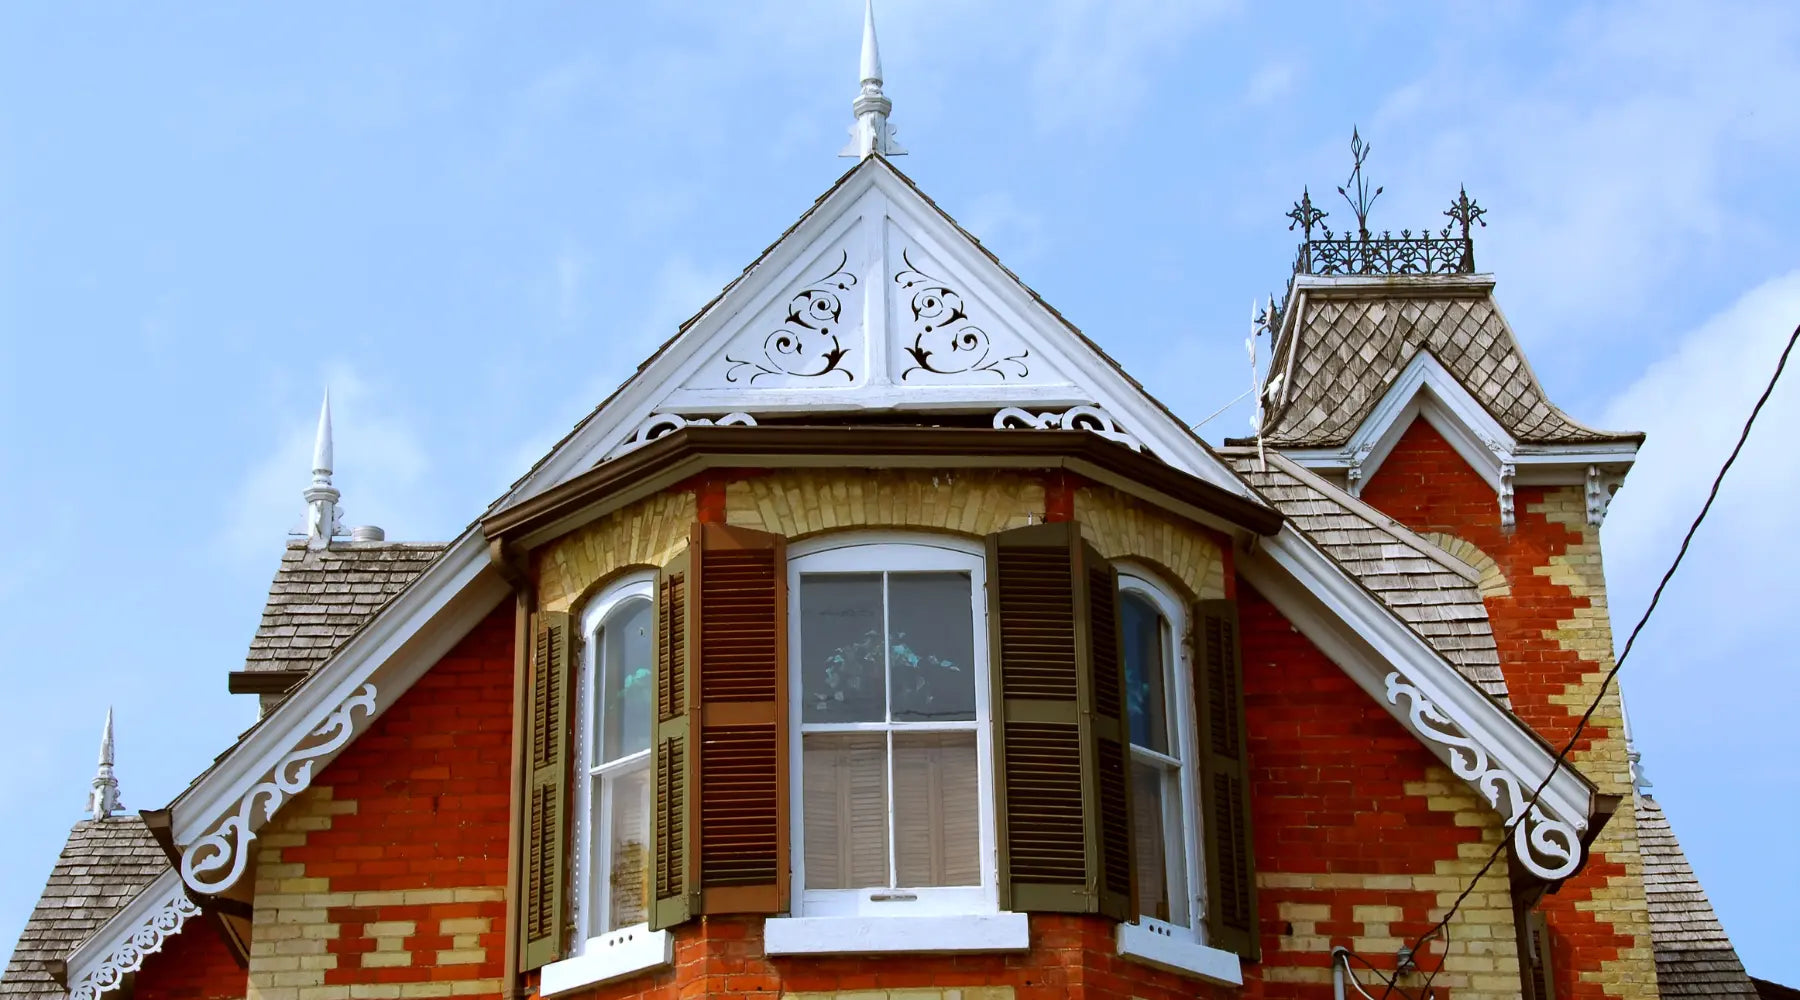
[892,248,1029,382]
[1384,673,1586,881]
[68,883,201,1000]
[179,683,379,894]
[723,250,861,384]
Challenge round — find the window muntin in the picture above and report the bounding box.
[576,574,656,945]
[788,537,995,916]
[1120,573,1202,937]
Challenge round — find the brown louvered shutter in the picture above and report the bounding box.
[651,551,698,929]
[1196,598,1259,959]
[521,611,571,971]
[692,523,789,913]
[987,522,1133,918]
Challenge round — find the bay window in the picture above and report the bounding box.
[575,573,655,943]
[1119,573,1201,937]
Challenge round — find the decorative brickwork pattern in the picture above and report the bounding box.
[1074,485,1227,601]
[243,607,515,1000]
[538,492,697,613]
[1358,417,1657,1000]
[724,470,1043,540]
[1420,533,1510,599]
[1239,583,1523,1000]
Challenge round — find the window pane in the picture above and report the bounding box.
[803,733,889,890]
[800,574,886,723]
[599,598,654,764]
[1122,593,1170,754]
[1132,758,1189,926]
[598,764,650,932]
[888,572,976,722]
[893,732,980,887]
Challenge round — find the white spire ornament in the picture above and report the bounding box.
[304,389,343,550]
[840,0,906,159]
[87,708,122,820]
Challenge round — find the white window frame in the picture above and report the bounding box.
[784,532,999,919]
[1117,569,1206,944]
[549,570,670,994]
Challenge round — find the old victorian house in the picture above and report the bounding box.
[4,6,1772,1000]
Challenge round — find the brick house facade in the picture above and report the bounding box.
[3,13,1768,1000]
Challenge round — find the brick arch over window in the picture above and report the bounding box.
[1420,531,1511,598]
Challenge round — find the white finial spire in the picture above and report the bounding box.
[304,389,342,549]
[840,0,906,159]
[87,708,121,820]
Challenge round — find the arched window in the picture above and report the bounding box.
[1120,571,1201,937]
[575,573,656,943]
[786,535,996,916]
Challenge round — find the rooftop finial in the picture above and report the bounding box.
[304,389,343,549]
[1621,690,1653,796]
[840,0,906,159]
[87,707,121,820]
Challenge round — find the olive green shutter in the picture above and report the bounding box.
[1195,598,1259,959]
[521,610,571,971]
[987,522,1133,918]
[651,551,698,929]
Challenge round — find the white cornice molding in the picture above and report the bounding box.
[168,531,508,891]
[1244,528,1594,880]
[64,869,199,1000]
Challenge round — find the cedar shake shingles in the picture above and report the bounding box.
[1224,448,1508,701]
[1260,287,1639,448]
[1638,796,1760,998]
[241,540,446,675]
[0,818,169,999]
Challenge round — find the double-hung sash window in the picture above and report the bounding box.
[1120,573,1202,938]
[787,538,996,916]
[577,574,656,943]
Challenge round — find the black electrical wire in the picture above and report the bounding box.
[1385,320,1800,1000]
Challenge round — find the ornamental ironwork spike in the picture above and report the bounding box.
[1337,126,1383,241]
[1286,186,1326,240]
[1445,184,1488,239]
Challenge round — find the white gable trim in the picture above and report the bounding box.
[167,532,507,894]
[1245,528,1593,881]
[1280,350,1637,495]
[64,868,198,1000]
[493,157,1258,512]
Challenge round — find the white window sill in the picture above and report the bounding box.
[764,913,1031,955]
[540,925,671,997]
[1116,921,1243,986]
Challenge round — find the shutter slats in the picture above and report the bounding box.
[1197,598,1260,960]
[691,523,788,914]
[988,523,1134,919]
[651,554,697,929]
[520,611,571,971]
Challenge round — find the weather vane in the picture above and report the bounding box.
[1338,127,1382,241]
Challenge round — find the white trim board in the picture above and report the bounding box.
[1279,351,1637,489]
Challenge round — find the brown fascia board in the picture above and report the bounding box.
[482,425,1284,552]
[225,670,308,695]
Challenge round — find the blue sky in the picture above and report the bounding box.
[3,0,1797,982]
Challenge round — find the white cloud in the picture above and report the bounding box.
[219,365,432,558]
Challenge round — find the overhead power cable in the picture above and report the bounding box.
[1380,320,1800,1000]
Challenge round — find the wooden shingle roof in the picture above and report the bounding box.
[0,819,168,999]
[1260,280,1639,449]
[241,540,446,675]
[1223,447,1508,701]
[1638,796,1759,998]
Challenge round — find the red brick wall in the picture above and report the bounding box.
[134,920,245,1000]
[245,604,516,997]
[1358,416,1648,1000]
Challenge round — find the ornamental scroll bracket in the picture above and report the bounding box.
[1384,673,1585,881]
[1498,461,1517,531]
[994,405,1143,452]
[179,683,378,895]
[1585,465,1613,527]
[68,883,201,1000]
[607,412,757,461]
